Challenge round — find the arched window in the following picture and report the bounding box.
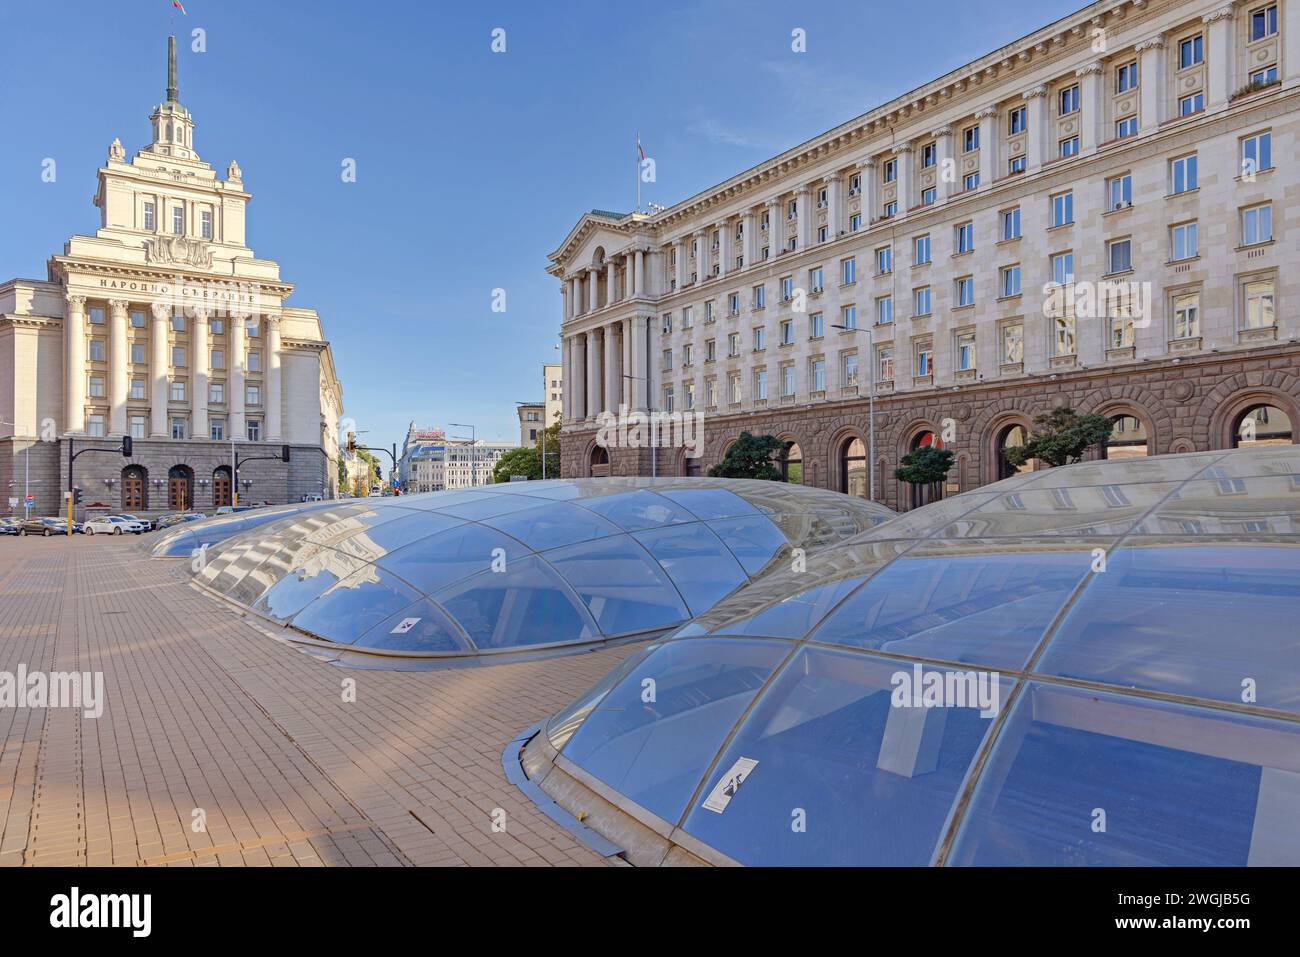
[589,445,610,478]
[1234,404,1294,447]
[121,466,147,511]
[840,437,867,497]
[997,424,1034,481]
[782,443,803,484]
[213,466,233,509]
[1104,414,1149,459]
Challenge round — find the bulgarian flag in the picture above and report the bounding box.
[172,1,187,14]
[637,135,645,162]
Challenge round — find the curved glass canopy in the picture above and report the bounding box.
[528,446,1300,866]
[161,478,893,666]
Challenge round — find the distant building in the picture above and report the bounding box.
[517,401,545,448]
[543,362,563,428]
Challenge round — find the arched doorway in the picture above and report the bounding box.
[213,466,233,508]
[782,442,803,484]
[121,465,147,511]
[906,431,945,509]
[839,437,867,498]
[1104,414,1149,459]
[168,465,194,511]
[1233,404,1294,447]
[589,445,610,478]
[996,424,1035,481]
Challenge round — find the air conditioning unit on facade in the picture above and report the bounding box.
[848,187,860,196]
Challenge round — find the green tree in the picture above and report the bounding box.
[336,456,347,496]
[493,446,542,483]
[894,445,954,508]
[707,432,791,480]
[1005,406,1114,469]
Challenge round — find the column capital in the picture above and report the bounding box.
[66,294,87,309]
[929,125,954,138]
[892,142,915,156]
[1022,85,1049,100]
[1135,33,1166,52]
[107,298,130,312]
[1202,3,1237,25]
[150,300,171,320]
[975,106,999,120]
[857,157,877,170]
[1075,60,1104,78]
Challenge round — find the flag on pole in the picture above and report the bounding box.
[637,135,645,162]
[172,1,187,14]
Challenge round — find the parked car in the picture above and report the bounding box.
[300,494,324,503]
[17,517,82,536]
[84,515,147,536]
[116,513,154,531]
[0,518,19,536]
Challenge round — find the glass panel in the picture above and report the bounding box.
[1039,545,1300,712]
[708,576,870,638]
[949,683,1300,866]
[350,599,473,653]
[289,567,421,643]
[330,510,467,557]
[546,645,660,750]
[479,500,621,552]
[545,536,689,636]
[810,550,1095,670]
[946,483,1178,539]
[374,524,530,594]
[561,638,790,824]
[433,555,597,649]
[435,494,551,521]
[576,490,696,531]
[1141,477,1300,535]
[253,551,371,622]
[633,523,748,616]
[658,488,762,520]
[706,514,790,576]
[682,648,1010,865]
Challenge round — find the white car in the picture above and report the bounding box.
[84,515,147,536]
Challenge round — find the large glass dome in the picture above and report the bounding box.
[519,446,1300,866]
[164,478,893,667]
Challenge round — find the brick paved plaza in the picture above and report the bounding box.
[0,536,633,867]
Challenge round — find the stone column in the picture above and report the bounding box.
[604,323,621,413]
[587,268,598,312]
[674,239,686,289]
[569,275,580,317]
[1023,86,1049,172]
[717,221,731,277]
[795,186,811,249]
[108,299,129,435]
[628,316,647,409]
[149,301,169,437]
[741,211,756,267]
[859,160,877,223]
[191,306,210,441]
[765,199,781,255]
[1204,5,1237,110]
[1138,36,1167,134]
[605,259,617,305]
[624,252,635,298]
[230,311,247,441]
[585,331,599,421]
[64,294,87,434]
[266,314,282,441]
[1076,62,1104,151]
[561,337,572,423]
[932,127,955,200]
[635,250,646,297]
[825,175,841,238]
[977,108,999,186]
[894,145,914,211]
[622,317,633,407]
[571,335,587,422]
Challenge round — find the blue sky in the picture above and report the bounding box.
[0,0,1082,455]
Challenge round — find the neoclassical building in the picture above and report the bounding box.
[0,37,343,516]
[550,0,1300,509]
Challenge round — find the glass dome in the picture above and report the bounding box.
[520,445,1300,866]
[163,478,893,667]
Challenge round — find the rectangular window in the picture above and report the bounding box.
[172,206,184,235]
[130,309,145,328]
[1008,156,1027,175]
[842,352,859,389]
[1116,116,1138,139]
[682,306,693,329]
[1171,222,1199,260]
[129,416,146,440]
[841,304,857,330]
[780,320,793,346]
[1180,92,1205,115]
[1107,238,1133,274]
[963,172,980,191]
[876,247,893,275]
[957,331,976,371]
[172,314,185,332]
[1179,35,1204,69]
[809,267,824,293]
[963,125,980,152]
[1001,207,1022,241]
[210,420,225,442]
[810,313,824,338]
[89,339,105,362]
[1001,265,1022,298]
[1051,191,1074,228]
[1250,4,1278,41]
[878,346,895,382]
[685,382,695,411]
[921,187,936,206]
[753,285,766,309]
[661,312,673,335]
[914,234,931,265]
[1110,314,1135,350]
[87,415,105,437]
[1171,154,1198,193]
[89,306,105,325]
[129,378,146,400]
[1002,322,1024,364]
[956,276,975,307]
[705,338,717,361]
[876,297,893,325]
[955,222,974,254]
[1107,174,1132,210]
[781,365,795,397]
[882,201,898,219]
[683,342,693,366]
[663,386,675,412]
[729,374,742,405]
[913,286,931,317]
[915,340,933,377]
[883,158,898,183]
[210,383,224,404]
[1173,293,1201,339]
[247,352,260,372]
[172,345,186,367]
[817,225,828,243]
[247,419,261,442]
[1052,251,1075,286]
[921,143,937,168]
[143,202,155,231]
[201,210,212,239]
[1116,61,1139,93]
[246,385,261,406]
[729,292,740,315]
[754,369,768,401]
[1242,203,1273,245]
[1059,84,1080,115]
[849,172,861,194]
[1244,279,1276,328]
[662,348,673,370]
[88,375,105,398]
[210,349,223,370]
[1241,131,1272,176]
[1060,136,1080,157]
[170,380,185,402]
[1008,106,1027,135]
[1054,314,1077,356]
[171,417,187,440]
[811,359,826,393]
[131,343,146,364]
[849,213,862,232]
[753,327,767,351]
[728,332,740,356]
[1251,64,1279,85]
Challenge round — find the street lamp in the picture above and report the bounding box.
[830,322,881,502]
[448,423,479,486]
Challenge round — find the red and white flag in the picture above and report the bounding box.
[172,1,187,14]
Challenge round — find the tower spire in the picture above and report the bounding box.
[166,35,178,103]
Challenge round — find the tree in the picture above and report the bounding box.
[493,446,542,483]
[894,445,954,508]
[1005,406,1114,469]
[707,432,791,481]
[336,457,347,496]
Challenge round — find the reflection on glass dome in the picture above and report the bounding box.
[161,478,893,668]
[518,446,1300,866]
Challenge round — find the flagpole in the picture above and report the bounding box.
[636,132,641,213]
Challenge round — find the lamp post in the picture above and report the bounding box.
[448,423,479,486]
[831,322,879,502]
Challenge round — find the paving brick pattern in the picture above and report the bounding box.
[0,537,634,866]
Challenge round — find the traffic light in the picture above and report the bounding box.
[72,487,82,505]
[121,435,133,458]
[281,445,291,463]
[346,432,356,454]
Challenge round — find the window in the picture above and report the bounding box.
[849,172,861,194]
[754,368,768,401]
[810,313,824,338]
[1110,312,1135,350]
[841,305,857,330]
[171,417,187,440]
[1116,61,1138,93]
[963,172,980,191]
[246,419,261,442]
[760,210,770,231]
[1179,92,1205,115]
[130,378,146,400]
[661,313,673,335]
[921,143,937,168]
[882,201,898,219]
[705,379,716,407]
[1171,154,1198,194]
[1241,131,1272,176]
[809,267,824,293]
[817,187,828,208]
[875,247,892,275]
[957,331,976,371]
[914,234,931,265]
[850,213,862,232]
[817,225,828,243]
[781,365,795,397]
[705,338,716,362]
[130,309,145,328]
[1116,116,1138,139]
[728,332,740,357]
[210,383,224,404]
[729,373,742,405]
[247,352,261,373]
[876,297,893,325]
[1001,265,1022,298]
[172,345,186,367]
[88,375,105,398]
[1008,106,1027,135]
[210,420,225,441]
[729,292,740,316]
[201,210,212,239]
[956,276,974,307]
[810,358,826,393]
[1059,84,1080,115]
[130,343,145,365]
[915,340,934,377]
[143,202,155,231]
[904,283,928,318]
[955,222,974,254]
[87,415,105,437]
[1052,251,1074,286]
[89,339,105,362]
[878,346,895,381]
[780,320,793,346]
[1250,4,1278,41]
[753,285,766,309]
[683,342,693,366]
[663,386,675,412]
[662,348,673,370]
[842,352,859,389]
[753,327,766,351]
[246,385,261,406]
[1173,292,1201,339]
[1060,136,1080,158]
[171,314,185,332]
[1051,192,1073,228]
[88,306,105,325]
[1054,314,1077,356]
[1179,35,1203,69]
[1107,174,1132,210]
[883,158,897,183]
[1244,279,1275,328]
[1002,322,1024,364]
[1171,222,1199,260]
[1008,156,1027,175]
[1001,207,1021,241]
[685,382,695,411]
[1251,64,1279,85]
[921,187,936,206]
[170,380,185,402]
[1242,204,1273,245]
[963,125,979,152]
[210,349,223,370]
[1107,238,1132,274]
[683,306,693,329]
[129,416,146,440]
[210,318,223,335]
[172,206,184,235]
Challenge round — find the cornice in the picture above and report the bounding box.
[0,314,62,331]
[48,255,296,298]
